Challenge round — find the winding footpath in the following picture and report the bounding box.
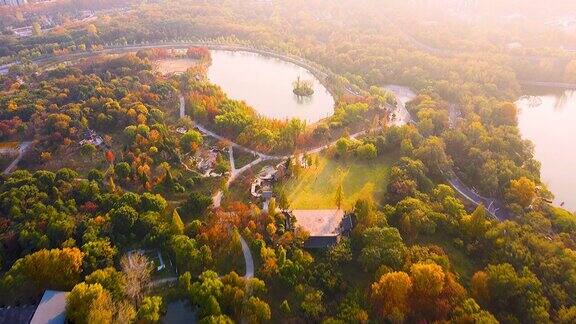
[179,95,256,279]
[2,141,33,175]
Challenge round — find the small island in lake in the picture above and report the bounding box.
[292,76,314,97]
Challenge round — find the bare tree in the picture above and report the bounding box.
[120,252,152,307]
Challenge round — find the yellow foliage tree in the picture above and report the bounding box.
[371,271,413,323]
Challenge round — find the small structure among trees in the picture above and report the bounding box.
[283,209,355,248]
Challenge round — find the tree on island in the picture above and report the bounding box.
[292,76,314,97]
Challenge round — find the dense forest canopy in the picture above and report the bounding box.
[0,0,575,323]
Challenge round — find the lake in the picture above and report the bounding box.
[516,89,576,211]
[157,50,335,123]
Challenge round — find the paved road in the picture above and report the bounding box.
[3,142,32,175]
[228,146,236,172]
[150,235,254,284]
[385,85,416,126]
[447,173,509,220]
[194,123,278,161]
[518,80,576,89]
[179,95,186,118]
[384,86,509,221]
[443,103,509,220]
[239,235,254,278]
[177,95,255,277]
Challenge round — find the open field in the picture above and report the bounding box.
[155,58,198,75]
[279,153,396,210]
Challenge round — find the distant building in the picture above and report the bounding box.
[79,129,104,147]
[1,0,28,6]
[29,290,69,324]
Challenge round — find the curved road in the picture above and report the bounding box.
[179,96,256,278]
[5,41,512,222]
[239,235,254,278]
[384,86,509,221]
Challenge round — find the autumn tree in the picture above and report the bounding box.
[87,24,98,37]
[66,283,113,324]
[505,176,536,209]
[120,252,151,307]
[409,262,445,318]
[242,296,271,324]
[0,248,83,303]
[370,271,412,323]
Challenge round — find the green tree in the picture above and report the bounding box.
[169,235,203,275]
[171,209,185,235]
[359,227,406,271]
[66,283,113,324]
[80,143,97,157]
[452,298,498,324]
[277,190,290,210]
[82,239,117,274]
[242,296,271,324]
[335,183,343,210]
[137,296,164,323]
[181,192,212,218]
[355,143,377,160]
[199,315,234,324]
[110,206,138,243]
[141,192,167,213]
[191,271,224,319]
[471,263,551,323]
[85,267,126,301]
[280,300,291,315]
[114,162,132,180]
[301,289,325,319]
[414,136,451,177]
[181,130,203,153]
[328,238,353,265]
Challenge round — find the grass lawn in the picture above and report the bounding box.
[278,153,396,210]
